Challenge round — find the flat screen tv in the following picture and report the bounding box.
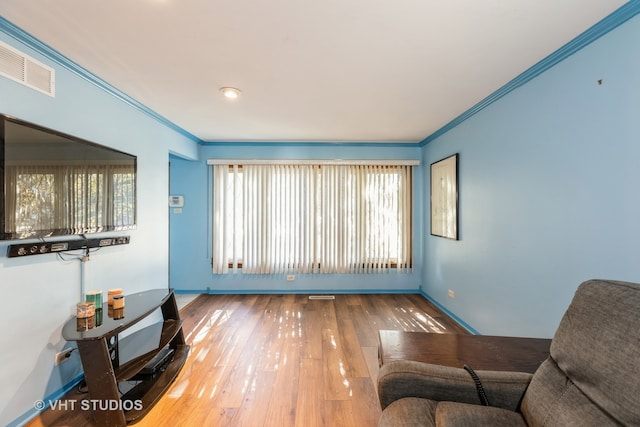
[1,114,137,240]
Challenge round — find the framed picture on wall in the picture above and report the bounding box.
[430,153,459,240]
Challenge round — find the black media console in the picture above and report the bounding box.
[61,288,189,426]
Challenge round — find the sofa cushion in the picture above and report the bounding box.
[436,401,527,427]
[379,398,528,427]
[521,358,620,426]
[379,397,437,427]
[522,279,640,426]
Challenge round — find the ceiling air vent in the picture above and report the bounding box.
[0,40,55,97]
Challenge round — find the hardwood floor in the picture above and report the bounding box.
[27,293,467,427]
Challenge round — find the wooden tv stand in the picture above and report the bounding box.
[62,289,189,426]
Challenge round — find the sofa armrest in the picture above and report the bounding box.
[377,360,533,411]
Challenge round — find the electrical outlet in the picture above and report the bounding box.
[448,289,455,299]
[286,275,295,281]
[54,348,74,366]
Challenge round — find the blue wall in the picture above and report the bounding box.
[169,143,424,293]
[0,28,197,425]
[422,13,640,338]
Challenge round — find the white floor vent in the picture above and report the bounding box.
[0,40,55,97]
[308,295,335,300]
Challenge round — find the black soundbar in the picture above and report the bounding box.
[6,235,130,258]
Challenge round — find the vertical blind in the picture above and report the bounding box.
[211,162,414,274]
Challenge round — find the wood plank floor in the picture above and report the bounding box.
[27,293,468,427]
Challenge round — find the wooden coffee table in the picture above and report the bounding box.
[378,330,551,374]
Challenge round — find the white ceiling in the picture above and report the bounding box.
[0,0,628,143]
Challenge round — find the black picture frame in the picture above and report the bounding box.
[430,153,459,240]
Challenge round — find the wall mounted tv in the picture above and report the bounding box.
[1,114,137,241]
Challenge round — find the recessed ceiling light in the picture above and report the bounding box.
[220,87,241,99]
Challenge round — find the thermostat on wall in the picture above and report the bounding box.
[169,195,184,207]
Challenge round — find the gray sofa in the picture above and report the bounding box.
[377,279,640,426]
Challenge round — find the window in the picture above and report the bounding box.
[211,162,413,274]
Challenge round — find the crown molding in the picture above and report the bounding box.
[420,1,640,146]
[201,140,421,147]
[0,16,202,144]
[3,2,638,150]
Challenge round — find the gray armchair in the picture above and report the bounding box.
[377,279,640,426]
